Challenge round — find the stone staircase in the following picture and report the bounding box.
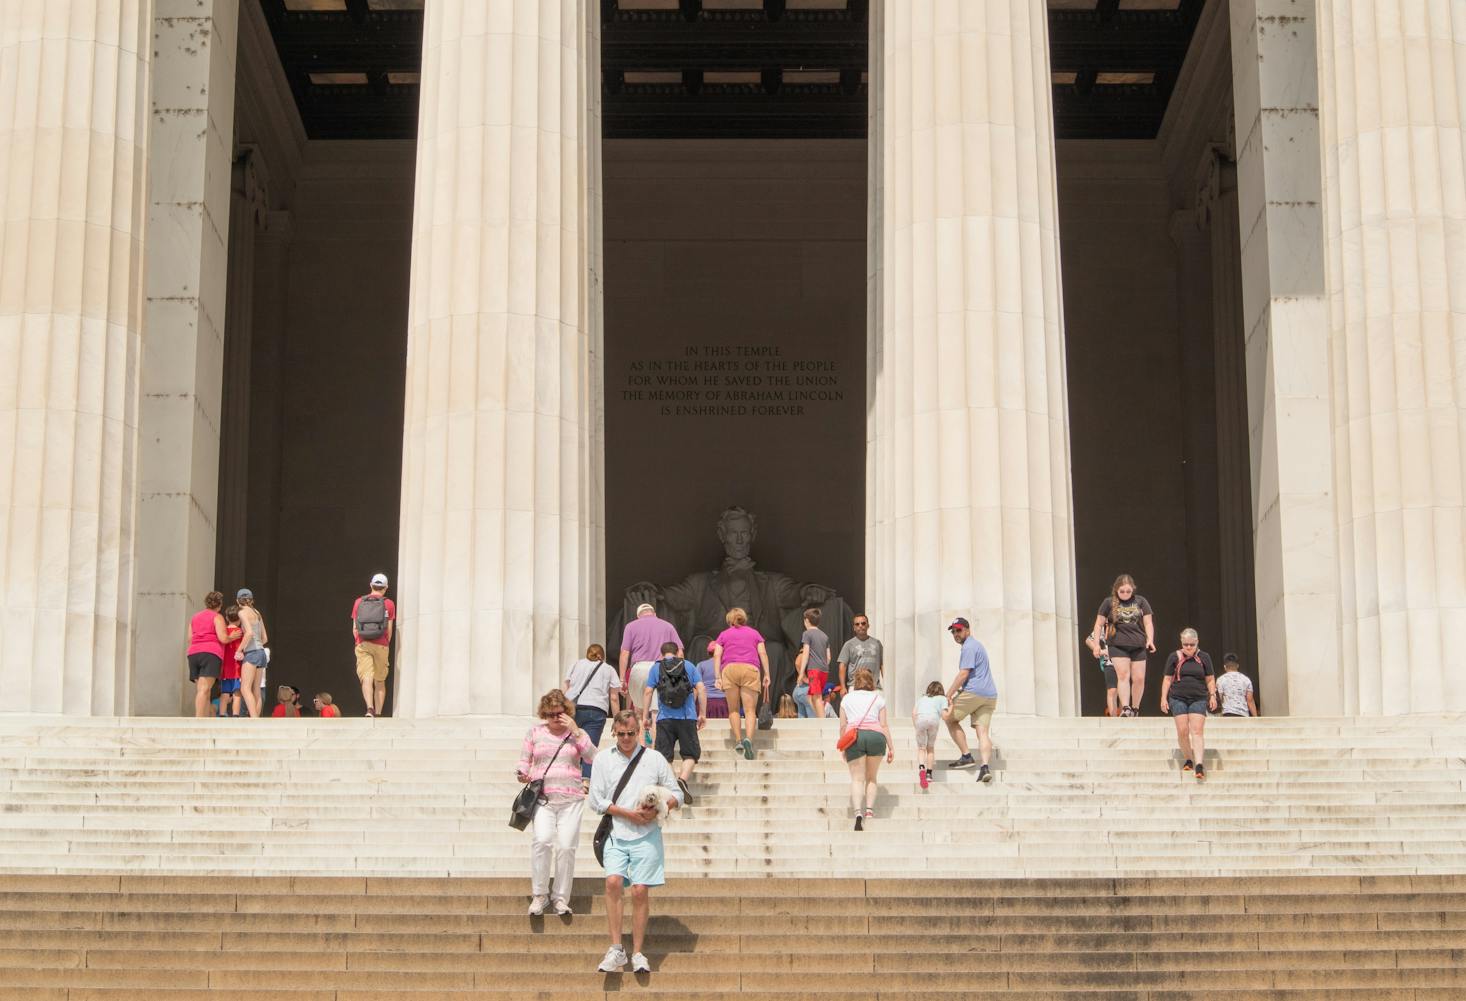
[0,873,1464,998]
[1,714,1465,998]
[0,714,1463,877]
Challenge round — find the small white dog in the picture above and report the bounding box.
[636,785,680,824]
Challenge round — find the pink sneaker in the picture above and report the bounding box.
[918,767,929,790]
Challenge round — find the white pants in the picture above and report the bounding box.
[530,797,584,900]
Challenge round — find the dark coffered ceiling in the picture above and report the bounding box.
[259,0,1205,142]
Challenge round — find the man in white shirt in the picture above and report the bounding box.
[588,709,683,973]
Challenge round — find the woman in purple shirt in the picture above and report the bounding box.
[713,606,769,760]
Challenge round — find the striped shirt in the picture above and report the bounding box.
[515,724,596,802]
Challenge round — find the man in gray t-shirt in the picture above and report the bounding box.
[836,613,884,691]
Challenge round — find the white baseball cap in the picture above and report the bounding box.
[370,573,389,588]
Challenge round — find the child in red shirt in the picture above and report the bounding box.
[313,693,341,718]
[218,605,245,717]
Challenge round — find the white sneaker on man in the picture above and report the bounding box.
[552,897,572,916]
[597,944,628,972]
[631,952,651,973]
[527,895,548,917]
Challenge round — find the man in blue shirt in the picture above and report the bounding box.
[642,641,707,805]
[944,617,998,783]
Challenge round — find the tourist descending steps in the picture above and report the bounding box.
[713,607,770,760]
[836,613,884,694]
[912,682,949,789]
[944,618,999,783]
[351,574,395,718]
[1161,629,1218,781]
[517,690,597,918]
[564,643,622,782]
[185,592,231,719]
[1089,574,1156,716]
[1216,653,1260,717]
[590,710,683,974]
[642,642,707,804]
[840,668,894,829]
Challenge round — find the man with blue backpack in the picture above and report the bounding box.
[641,641,706,804]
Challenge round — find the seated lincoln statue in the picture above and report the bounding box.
[616,506,853,703]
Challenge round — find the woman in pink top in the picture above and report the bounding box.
[185,592,231,718]
[515,689,596,917]
[713,606,770,760]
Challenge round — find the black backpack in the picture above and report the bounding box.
[355,594,388,641]
[655,658,694,709]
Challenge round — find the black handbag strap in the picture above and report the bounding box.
[535,732,575,782]
[607,747,645,810]
[570,659,609,705]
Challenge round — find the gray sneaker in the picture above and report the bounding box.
[597,944,628,972]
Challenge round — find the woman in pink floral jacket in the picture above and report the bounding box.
[516,689,597,917]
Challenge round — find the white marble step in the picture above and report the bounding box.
[2,714,1463,877]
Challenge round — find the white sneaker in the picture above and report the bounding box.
[631,951,651,973]
[552,897,572,916]
[527,895,548,917]
[597,944,628,972]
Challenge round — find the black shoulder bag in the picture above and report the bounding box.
[593,747,645,866]
[508,733,573,831]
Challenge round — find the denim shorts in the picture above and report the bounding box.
[241,648,267,668]
[1168,696,1209,716]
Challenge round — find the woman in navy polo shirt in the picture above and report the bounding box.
[1160,628,1218,782]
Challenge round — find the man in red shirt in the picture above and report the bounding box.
[352,573,396,717]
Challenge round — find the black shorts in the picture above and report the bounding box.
[187,653,221,682]
[1107,644,1146,662]
[654,718,701,762]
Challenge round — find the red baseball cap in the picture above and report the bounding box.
[947,617,970,632]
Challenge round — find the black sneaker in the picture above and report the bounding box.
[854,814,864,832]
[676,777,693,806]
[1182,759,1194,772]
[977,764,992,784]
[947,754,976,769]
[1194,764,1207,783]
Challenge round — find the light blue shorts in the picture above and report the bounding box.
[604,829,665,887]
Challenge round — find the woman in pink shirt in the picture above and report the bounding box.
[185,591,231,718]
[515,689,596,917]
[713,606,770,760]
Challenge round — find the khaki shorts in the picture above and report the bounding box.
[355,642,390,683]
[720,662,762,703]
[948,693,997,728]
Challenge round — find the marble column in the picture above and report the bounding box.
[131,0,239,715]
[0,1,151,714]
[868,1,1077,716]
[396,1,603,716]
[1319,3,1466,714]
[1200,152,1259,679]
[215,148,266,593]
[1230,0,1340,715]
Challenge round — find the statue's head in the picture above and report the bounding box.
[717,506,757,561]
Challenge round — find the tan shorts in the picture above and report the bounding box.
[355,642,390,683]
[720,662,762,703]
[948,693,996,728]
